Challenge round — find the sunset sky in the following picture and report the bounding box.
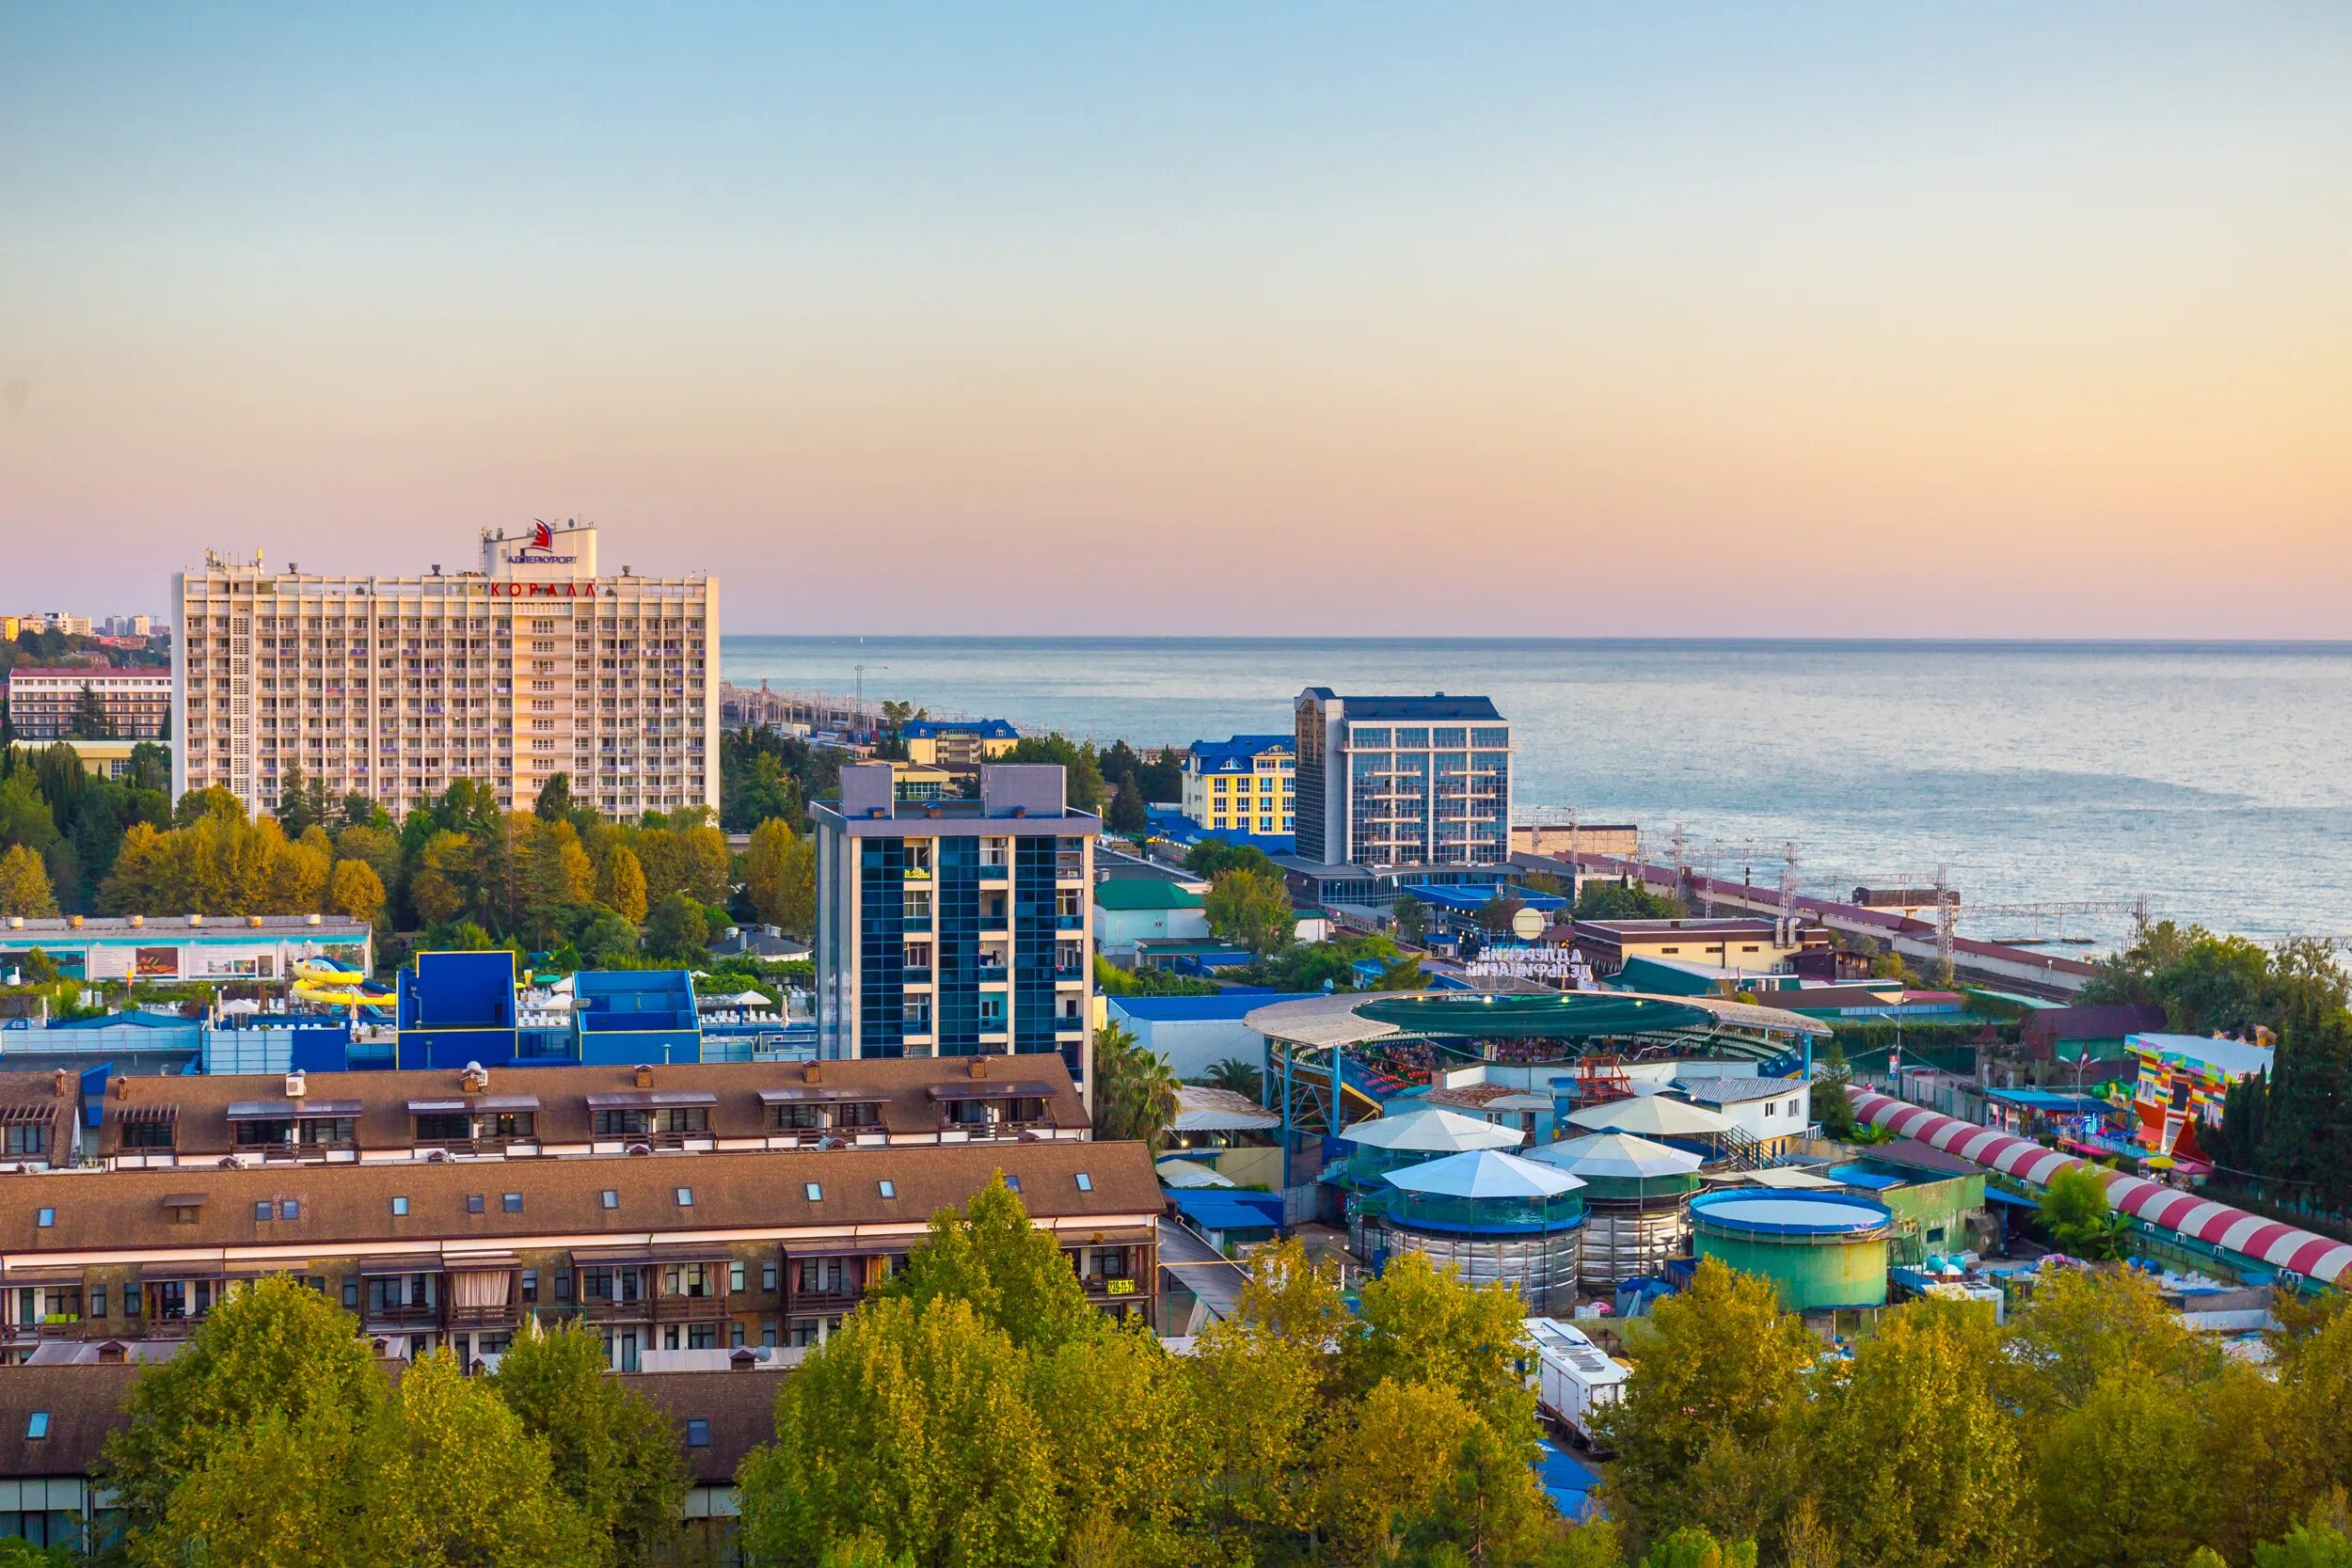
[3,5,2347,635]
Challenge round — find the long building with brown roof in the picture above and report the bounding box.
[0,1139,1162,1367]
[93,1054,1089,1169]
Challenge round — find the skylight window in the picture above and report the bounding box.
[803,1182,821,1202]
[675,1187,693,1207]
[24,1413,47,1440]
[601,1190,619,1210]
[877,1180,896,1199]
[35,1208,54,1229]
[1074,1173,1092,1193]
[391,1196,409,1216]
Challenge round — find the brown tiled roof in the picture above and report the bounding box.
[0,1140,1161,1261]
[97,1056,1089,1159]
[625,1369,783,1482]
[0,1363,140,1477]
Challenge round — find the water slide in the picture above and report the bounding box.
[290,957,393,1013]
[1848,1087,2352,1288]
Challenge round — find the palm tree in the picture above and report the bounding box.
[1091,1022,1181,1153]
[1202,1057,1264,1103]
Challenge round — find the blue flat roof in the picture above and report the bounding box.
[900,718,1019,739]
[1167,1189,1284,1230]
[1109,992,1319,1022]
[1188,735,1295,769]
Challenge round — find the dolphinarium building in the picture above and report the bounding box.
[811,764,1096,1097]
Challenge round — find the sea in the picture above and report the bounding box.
[721,638,2352,953]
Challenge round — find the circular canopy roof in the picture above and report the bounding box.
[1336,1106,1524,1153]
[1384,1148,1587,1200]
[1527,1131,1706,1180]
[1566,1094,1738,1138]
[1690,1190,1892,1235]
[1354,992,1715,1039]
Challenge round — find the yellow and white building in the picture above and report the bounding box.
[1181,735,1295,837]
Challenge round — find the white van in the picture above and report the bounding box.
[1521,1316,1630,1449]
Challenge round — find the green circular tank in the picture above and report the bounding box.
[1689,1190,1892,1310]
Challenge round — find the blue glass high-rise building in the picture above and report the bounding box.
[813,764,1097,1097]
[1294,689,1512,870]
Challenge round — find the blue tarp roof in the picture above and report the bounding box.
[1535,1440,1600,1519]
[1167,1189,1284,1232]
[1108,992,1318,1022]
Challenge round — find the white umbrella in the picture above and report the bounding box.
[1527,1131,1704,1180]
[1336,1106,1524,1153]
[729,990,773,1007]
[1566,1094,1736,1139]
[531,993,576,1011]
[218,998,262,1016]
[1383,1148,1586,1200]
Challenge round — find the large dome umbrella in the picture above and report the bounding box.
[1565,1093,1736,1140]
[1336,1105,1525,1152]
[1526,1131,1704,1181]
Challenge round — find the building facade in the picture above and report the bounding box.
[900,719,1020,769]
[1293,689,1511,869]
[5,667,171,741]
[173,524,718,821]
[0,915,372,985]
[1180,734,1295,834]
[813,765,1094,1093]
[0,1140,1160,1368]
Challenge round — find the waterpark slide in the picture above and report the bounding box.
[290,958,392,1011]
[1847,1087,2352,1288]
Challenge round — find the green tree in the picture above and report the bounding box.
[599,844,650,924]
[739,1296,1064,1568]
[1000,733,1107,813]
[1804,1306,2030,1568]
[644,890,711,963]
[1814,1041,1860,1141]
[1638,1529,1759,1568]
[101,1275,389,1548]
[1577,879,1684,920]
[2000,1265,2215,1419]
[408,829,472,927]
[576,908,643,968]
[1184,839,1278,880]
[2039,1164,2132,1259]
[72,681,112,740]
[1596,1259,1819,1550]
[1392,894,1429,943]
[2034,1371,2214,1568]
[880,1175,1101,1356]
[743,816,816,937]
[491,1319,691,1565]
[1340,1249,1533,1425]
[1473,894,1527,935]
[1202,1056,1263,1101]
[1090,1021,1182,1152]
[534,771,575,822]
[0,844,58,917]
[1204,866,1294,958]
[1106,778,1148,833]
[2256,1498,2352,1568]
[326,856,387,925]
[387,1349,597,1567]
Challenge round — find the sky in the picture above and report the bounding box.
[2,4,2348,636]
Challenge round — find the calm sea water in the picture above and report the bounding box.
[723,638,2352,949]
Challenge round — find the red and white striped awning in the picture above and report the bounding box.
[1849,1089,2352,1287]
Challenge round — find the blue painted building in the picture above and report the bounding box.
[575,971,703,1064]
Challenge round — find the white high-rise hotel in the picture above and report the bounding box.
[173,523,718,820]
